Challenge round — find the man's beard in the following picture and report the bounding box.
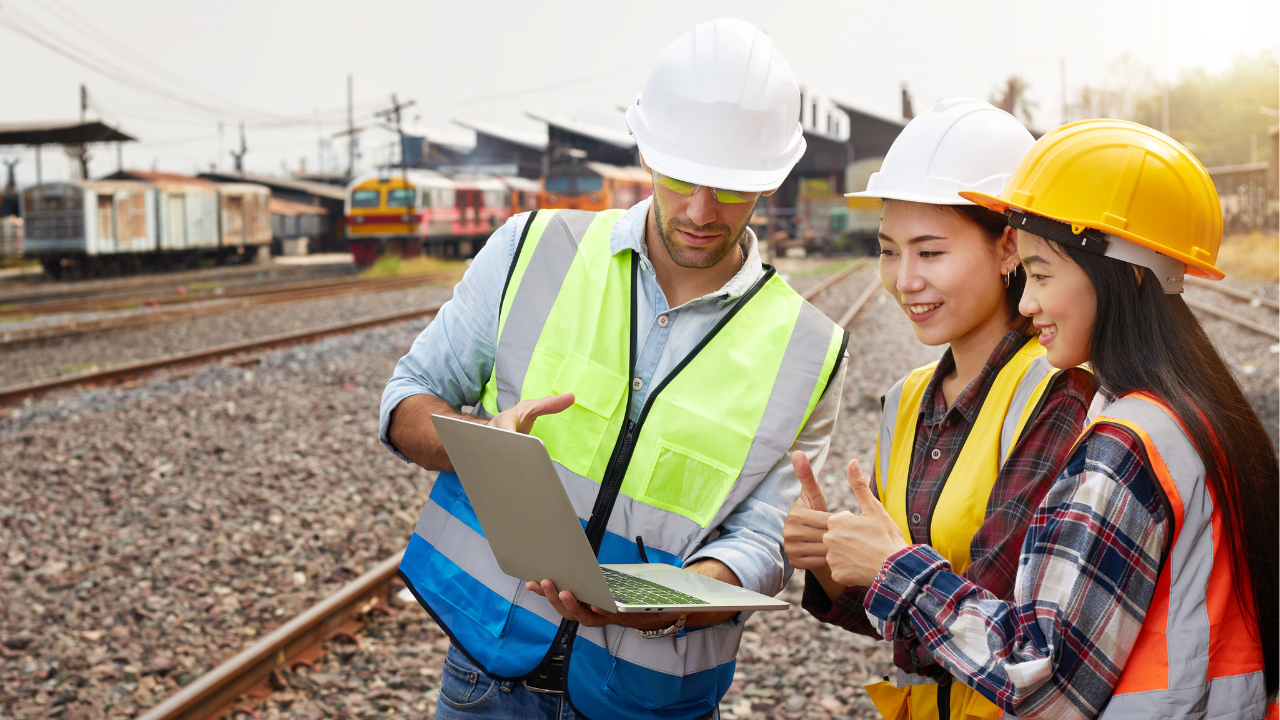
[652,196,755,269]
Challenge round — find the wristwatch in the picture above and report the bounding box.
[636,614,687,639]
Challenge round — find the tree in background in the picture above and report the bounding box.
[990,76,1038,127]
[1068,52,1278,169]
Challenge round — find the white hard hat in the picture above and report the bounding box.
[626,18,806,193]
[846,98,1034,205]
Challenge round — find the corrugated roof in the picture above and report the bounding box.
[269,198,328,216]
[526,112,635,149]
[0,120,135,145]
[105,170,217,191]
[453,119,548,151]
[584,162,651,182]
[198,172,346,200]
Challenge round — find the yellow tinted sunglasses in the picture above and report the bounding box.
[652,171,761,205]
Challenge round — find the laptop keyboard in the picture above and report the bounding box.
[601,567,709,607]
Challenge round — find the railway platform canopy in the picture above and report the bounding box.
[0,119,136,185]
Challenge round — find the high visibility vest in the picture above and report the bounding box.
[866,336,1066,720]
[1086,394,1274,720]
[398,209,847,720]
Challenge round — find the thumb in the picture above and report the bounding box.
[845,459,881,515]
[512,393,575,434]
[792,451,826,512]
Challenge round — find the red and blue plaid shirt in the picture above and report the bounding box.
[802,331,1096,678]
[865,414,1171,719]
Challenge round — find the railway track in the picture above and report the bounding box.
[14,257,1265,720]
[0,303,444,407]
[0,268,455,321]
[125,259,891,720]
[0,261,356,308]
[0,271,458,349]
[1182,277,1279,339]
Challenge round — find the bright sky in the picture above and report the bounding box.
[2,0,1276,188]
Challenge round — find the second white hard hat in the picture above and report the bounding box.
[847,98,1034,205]
[625,18,806,193]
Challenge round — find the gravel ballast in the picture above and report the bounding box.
[1,259,1274,719]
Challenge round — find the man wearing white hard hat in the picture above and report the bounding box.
[381,18,847,720]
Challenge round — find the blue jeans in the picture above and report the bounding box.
[434,645,719,720]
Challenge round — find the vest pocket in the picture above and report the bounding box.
[637,440,737,528]
[541,350,626,476]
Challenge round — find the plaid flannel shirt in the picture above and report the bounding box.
[802,331,1095,678]
[865,411,1172,720]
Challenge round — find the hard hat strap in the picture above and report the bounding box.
[1007,210,1110,255]
[1007,210,1185,294]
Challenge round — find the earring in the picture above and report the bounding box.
[1004,268,1016,287]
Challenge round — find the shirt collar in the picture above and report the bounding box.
[920,330,1035,426]
[609,196,764,305]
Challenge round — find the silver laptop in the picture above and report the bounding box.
[431,414,788,614]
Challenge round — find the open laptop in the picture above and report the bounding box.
[431,414,789,614]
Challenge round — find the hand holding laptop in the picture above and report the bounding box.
[525,578,687,630]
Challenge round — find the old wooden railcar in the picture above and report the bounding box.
[20,180,156,275]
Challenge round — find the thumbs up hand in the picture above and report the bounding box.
[783,451,832,571]
[824,459,909,588]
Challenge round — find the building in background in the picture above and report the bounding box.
[199,172,345,252]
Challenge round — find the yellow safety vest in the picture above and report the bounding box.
[866,336,1067,720]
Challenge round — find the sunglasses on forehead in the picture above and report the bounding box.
[651,170,762,205]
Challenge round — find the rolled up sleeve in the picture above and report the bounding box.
[378,214,528,460]
[685,358,846,596]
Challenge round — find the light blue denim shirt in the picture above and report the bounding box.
[380,197,846,596]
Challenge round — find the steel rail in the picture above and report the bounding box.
[0,270,453,320]
[0,304,442,406]
[836,276,885,329]
[798,258,870,302]
[0,272,454,350]
[1184,298,1280,339]
[136,553,404,720]
[1185,277,1280,310]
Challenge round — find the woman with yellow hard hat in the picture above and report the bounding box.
[819,118,1278,719]
[783,98,1096,720]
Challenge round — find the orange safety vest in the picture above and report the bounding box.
[1083,393,1274,720]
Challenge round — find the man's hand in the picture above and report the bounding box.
[387,392,575,471]
[524,559,742,630]
[486,393,575,434]
[523,578,686,630]
[783,451,847,601]
[824,459,908,588]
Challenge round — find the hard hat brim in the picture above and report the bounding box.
[637,136,804,194]
[844,189,975,205]
[960,190,1226,280]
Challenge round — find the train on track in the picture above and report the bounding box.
[19,171,272,279]
[343,165,651,265]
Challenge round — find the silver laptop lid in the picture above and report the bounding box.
[430,415,618,611]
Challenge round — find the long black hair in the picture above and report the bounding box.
[1049,238,1279,695]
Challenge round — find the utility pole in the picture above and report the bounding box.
[1060,57,1067,125]
[230,122,247,174]
[347,74,355,179]
[76,83,90,179]
[374,94,418,240]
[1161,0,1170,134]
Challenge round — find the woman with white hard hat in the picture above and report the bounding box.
[821,119,1278,719]
[784,98,1096,720]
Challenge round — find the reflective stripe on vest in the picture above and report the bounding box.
[866,336,1065,720]
[1090,395,1270,720]
[399,208,846,720]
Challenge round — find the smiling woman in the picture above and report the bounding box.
[835,118,1279,720]
[785,98,1096,720]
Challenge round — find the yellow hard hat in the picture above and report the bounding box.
[961,118,1224,280]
